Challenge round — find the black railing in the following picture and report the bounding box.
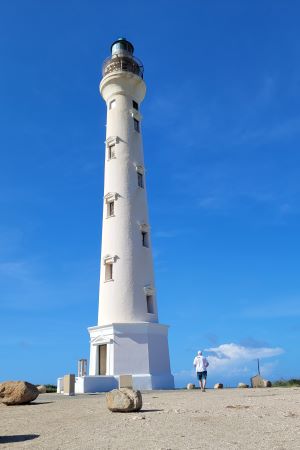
[102,55,144,79]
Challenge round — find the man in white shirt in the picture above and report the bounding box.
[193,350,209,391]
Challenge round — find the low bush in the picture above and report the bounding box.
[273,379,300,387]
[45,384,57,393]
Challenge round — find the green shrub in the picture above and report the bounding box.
[273,378,300,387]
[45,384,57,393]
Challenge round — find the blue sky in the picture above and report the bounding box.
[1,0,300,387]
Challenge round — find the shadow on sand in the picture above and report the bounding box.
[30,401,54,405]
[140,409,163,413]
[0,435,39,444]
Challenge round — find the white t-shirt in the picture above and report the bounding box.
[193,355,209,372]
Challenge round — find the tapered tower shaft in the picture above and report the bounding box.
[98,38,157,325]
[84,39,174,391]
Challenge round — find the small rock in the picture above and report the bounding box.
[0,381,39,405]
[132,414,145,420]
[214,383,223,389]
[36,385,47,394]
[186,383,195,390]
[237,383,249,388]
[263,380,272,387]
[106,388,142,412]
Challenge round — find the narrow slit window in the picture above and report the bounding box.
[132,100,139,110]
[107,201,114,217]
[137,171,144,188]
[109,99,116,110]
[142,231,149,247]
[134,118,140,133]
[105,263,113,281]
[108,144,115,160]
[146,295,154,314]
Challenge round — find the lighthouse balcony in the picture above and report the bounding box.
[102,55,144,79]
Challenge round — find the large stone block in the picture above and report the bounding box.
[63,374,75,396]
[106,388,142,412]
[119,374,133,389]
[0,381,39,405]
[237,383,249,388]
[186,383,195,390]
[214,383,223,389]
[251,375,265,388]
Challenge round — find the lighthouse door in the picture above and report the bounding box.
[98,344,107,375]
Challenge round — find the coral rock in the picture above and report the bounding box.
[0,381,39,405]
[106,388,142,412]
[36,385,47,394]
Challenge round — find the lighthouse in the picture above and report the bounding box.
[75,38,174,392]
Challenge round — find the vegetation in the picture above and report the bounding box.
[273,379,300,387]
[45,384,57,393]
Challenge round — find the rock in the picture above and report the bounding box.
[0,381,39,405]
[36,385,47,394]
[106,388,142,412]
[237,383,249,388]
[214,383,223,389]
[186,383,195,390]
[263,379,272,387]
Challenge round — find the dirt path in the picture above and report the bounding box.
[1,388,299,449]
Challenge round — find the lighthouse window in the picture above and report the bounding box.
[137,171,144,188]
[109,99,116,110]
[134,118,140,133]
[107,201,114,217]
[146,295,154,314]
[105,263,113,281]
[132,100,139,111]
[142,231,149,247]
[108,144,115,160]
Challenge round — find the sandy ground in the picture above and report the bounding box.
[1,388,300,449]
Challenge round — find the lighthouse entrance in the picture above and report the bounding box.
[97,344,107,375]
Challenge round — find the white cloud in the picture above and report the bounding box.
[173,343,284,387]
[204,343,284,377]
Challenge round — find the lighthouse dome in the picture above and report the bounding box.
[111,37,134,56]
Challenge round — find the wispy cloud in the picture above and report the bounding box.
[154,230,179,238]
[0,261,31,281]
[0,257,97,312]
[240,298,300,319]
[235,116,300,146]
[153,228,193,239]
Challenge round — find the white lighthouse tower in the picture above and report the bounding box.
[76,38,174,392]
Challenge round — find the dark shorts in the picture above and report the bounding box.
[197,371,207,381]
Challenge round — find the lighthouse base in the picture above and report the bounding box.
[82,322,174,392]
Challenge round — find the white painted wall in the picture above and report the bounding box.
[98,71,158,325]
[87,322,174,389]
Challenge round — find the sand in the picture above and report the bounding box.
[1,388,299,449]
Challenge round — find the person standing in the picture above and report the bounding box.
[193,350,209,391]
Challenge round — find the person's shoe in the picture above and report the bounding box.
[202,388,206,392]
